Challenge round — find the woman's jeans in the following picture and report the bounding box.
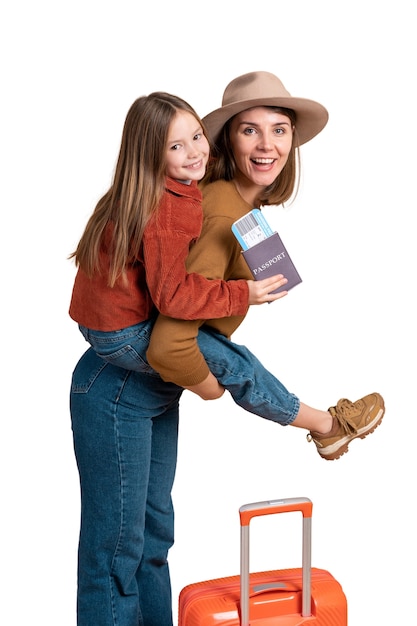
[72,321,299,625]
[79,321,300,426]
[71,347,182,626]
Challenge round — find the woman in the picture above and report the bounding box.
[147,71,384,459]
[70,72,384,626]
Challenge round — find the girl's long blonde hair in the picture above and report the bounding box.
[69,92,205,286]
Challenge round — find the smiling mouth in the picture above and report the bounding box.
[187,160,203,169]
[251,158,275,164]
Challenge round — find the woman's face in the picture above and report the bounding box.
[229,106,293,203]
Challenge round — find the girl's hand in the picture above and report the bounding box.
[247,275,288,305]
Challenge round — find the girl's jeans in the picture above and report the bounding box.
[79,321,300,426]
[72,321,299,625]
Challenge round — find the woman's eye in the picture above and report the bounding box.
[243,127,256,135]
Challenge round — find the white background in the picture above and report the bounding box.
[1,1,415,624]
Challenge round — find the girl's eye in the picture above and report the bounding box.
[170,144,181,151]
[193,132,202,141]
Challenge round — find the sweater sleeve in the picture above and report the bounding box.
[142,227,249,320]
[147,315,209,386]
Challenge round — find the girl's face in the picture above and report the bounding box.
[165,110,210,182]
[229,107,294,205]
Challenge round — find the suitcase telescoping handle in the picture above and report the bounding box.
[239,497,313,626]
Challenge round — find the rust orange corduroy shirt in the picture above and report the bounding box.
[69,177,249,332]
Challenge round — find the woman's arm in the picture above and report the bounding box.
[147,316,210,388]
[146,183,287,396]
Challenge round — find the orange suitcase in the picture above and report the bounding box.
[179,497,347,625]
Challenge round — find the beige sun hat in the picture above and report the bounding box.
[202,71,329,146]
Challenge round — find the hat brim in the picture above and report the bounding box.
[203,96,329,147]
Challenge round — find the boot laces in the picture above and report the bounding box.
[332,399,359,435]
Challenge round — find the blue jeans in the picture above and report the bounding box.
[72,323,300,625]
[71,348,182,626]
[79,322,300,426]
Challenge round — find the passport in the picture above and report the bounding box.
[232,210,302,294]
